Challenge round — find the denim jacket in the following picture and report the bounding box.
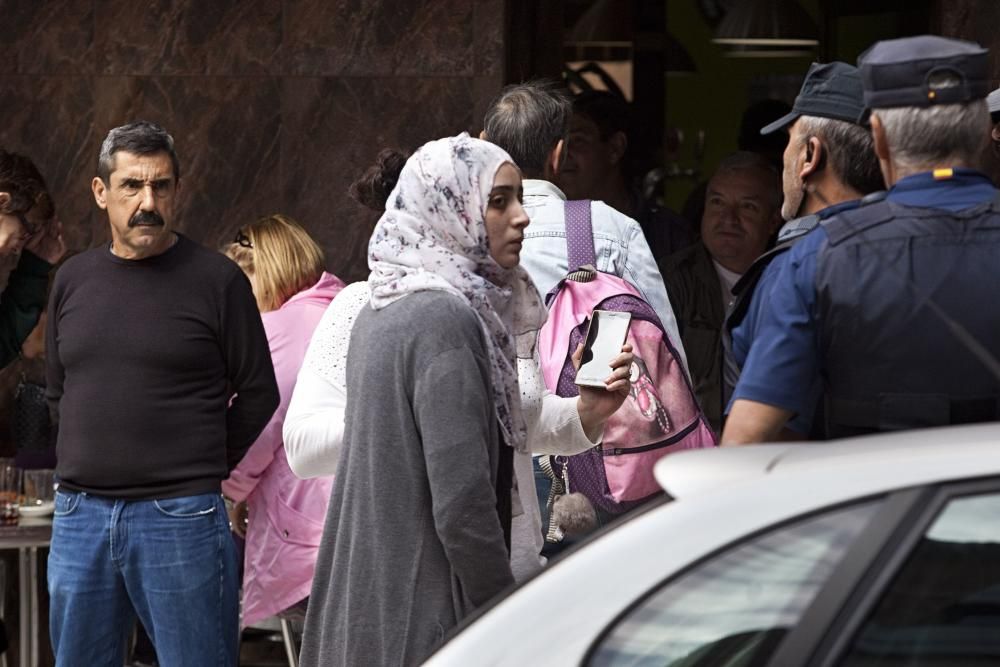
[519,179,688,373]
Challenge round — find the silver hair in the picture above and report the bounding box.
[97,120,180,184]
[483,80,571,178]
[873,72,989,175]
[794,115,884,194]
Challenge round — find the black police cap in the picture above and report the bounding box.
[858,35,989,110]
[761,62,865,135]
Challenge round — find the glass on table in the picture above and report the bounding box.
[0,459,22,525]
[22,469,55,507]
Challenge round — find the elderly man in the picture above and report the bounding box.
[0,150,65,368]
[724,35,1000,445]
[723,62,884,438]
[46,121,279,665]
[660,151,782,432]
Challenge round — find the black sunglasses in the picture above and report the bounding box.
[234,230,253,248]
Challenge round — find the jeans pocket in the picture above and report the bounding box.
[53,489,80,517]
[153,494,219,518]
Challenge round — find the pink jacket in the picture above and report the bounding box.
[223,271,345,627]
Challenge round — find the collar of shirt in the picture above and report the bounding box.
[523,179,567,202]
[776,200,860,244]
[819,199,861,218]
[887,168,997,211]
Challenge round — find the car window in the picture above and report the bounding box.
[838,492,1000,666]
[588,501,881,667]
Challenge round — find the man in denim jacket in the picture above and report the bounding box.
[481,80,686,372]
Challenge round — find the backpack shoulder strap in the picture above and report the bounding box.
[822,194,893,246]
[564,199,597,270]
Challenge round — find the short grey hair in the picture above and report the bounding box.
[97,120,180,184]
[794,115,884,195]
[711,150,783,211]
[482,80,571,178]
[872,72,989,175]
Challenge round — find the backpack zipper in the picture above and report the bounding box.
[601,419,701,456]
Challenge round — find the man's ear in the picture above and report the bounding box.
[870,113,890,162]
[479,129,488,140]
[0,192,10,210]
[547,138,565,178]
[991,124,1000,144]
[800,136,823,180]
[869,112,896,186]
[608,131,627,166]
[92,177,109,210]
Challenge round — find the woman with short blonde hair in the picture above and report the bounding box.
[228,213,326,312]
[221,214,345,629]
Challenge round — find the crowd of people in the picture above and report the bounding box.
[0,31,997,667]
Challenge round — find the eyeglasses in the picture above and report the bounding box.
[234,230,253,248]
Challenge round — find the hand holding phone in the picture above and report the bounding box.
[575,310,632,388]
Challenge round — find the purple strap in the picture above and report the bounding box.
[564,200,596,270]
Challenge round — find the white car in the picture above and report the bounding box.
[427,424,1000,666]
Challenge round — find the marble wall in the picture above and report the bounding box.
[936,0,1000,86]
[0,0,505,454]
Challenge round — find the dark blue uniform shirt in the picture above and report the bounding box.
[732,169,997,419]
[727,200,858,433]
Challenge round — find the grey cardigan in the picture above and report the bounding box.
[300,291,515,666]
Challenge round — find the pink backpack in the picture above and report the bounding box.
[537,200,716,515]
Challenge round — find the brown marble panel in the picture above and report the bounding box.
[937,0,1000,86]
[0,76,100,253]
[5,0,95,75]
[279,77,478,282]
[283,0,475,76]
[92,76,282,249]
[95,0,282,75]
[473,75,504,135]
[473,0,505,79]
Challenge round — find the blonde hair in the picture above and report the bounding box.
[223,214,325,312]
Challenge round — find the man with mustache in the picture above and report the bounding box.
[45,121,279,666]
[660,152,782,432]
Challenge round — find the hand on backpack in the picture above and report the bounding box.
[573,342,633,442]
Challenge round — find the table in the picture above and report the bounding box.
[0,518,51,667]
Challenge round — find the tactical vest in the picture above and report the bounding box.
[816,194,1000,437]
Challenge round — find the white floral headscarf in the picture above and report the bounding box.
[368,133,546,452]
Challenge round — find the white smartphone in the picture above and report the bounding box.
[574,310,631,388]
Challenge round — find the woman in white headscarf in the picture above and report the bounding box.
[299,135,631,667]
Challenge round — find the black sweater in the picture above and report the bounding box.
[46,234,279,499]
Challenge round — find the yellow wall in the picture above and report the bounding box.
[664,0,818,210]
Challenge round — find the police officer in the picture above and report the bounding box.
[722,61,884,438]
[723,35,1000,444]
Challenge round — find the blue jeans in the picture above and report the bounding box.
[48,490,239,667]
